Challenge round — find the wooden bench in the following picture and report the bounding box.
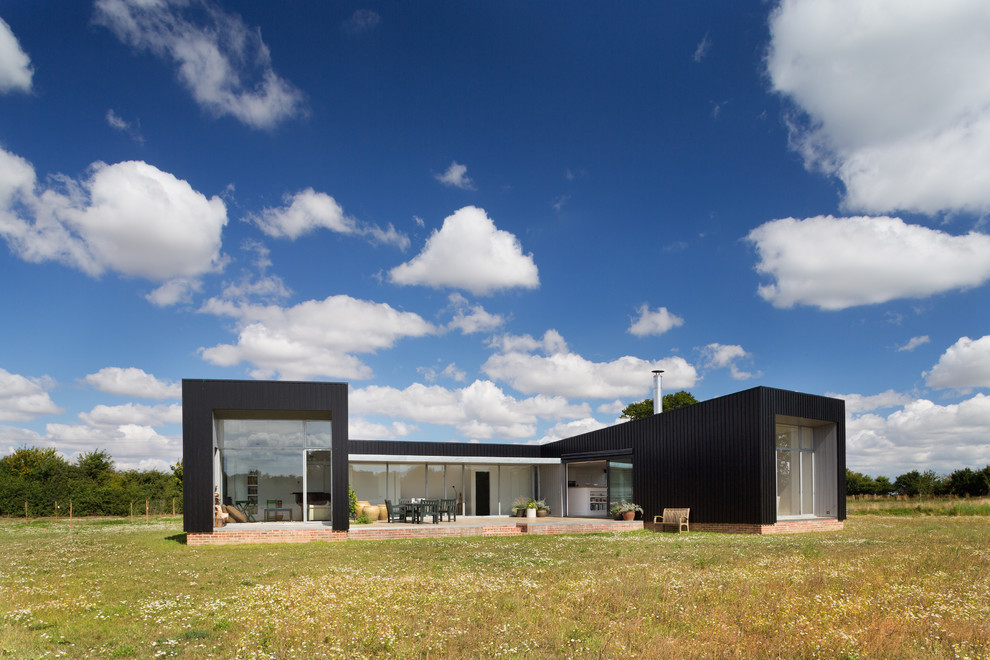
[653,507,690,532]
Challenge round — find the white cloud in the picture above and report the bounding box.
[349,418,415,440]
[700,343,759,380]
[198,294,436,380]
[350,379,590,441]
[343,9,381,35]
[827,389,913,414]
[897,336,931,352]
[418,362,467,384]
[445,293,505,334]
[0,148,228,296]
[768,0,990,215]
[747,215,990,309]
[434,161,475,190]
[628,304,684,337]
[41,422,178,471]
[94,0,304,129]
[146,277,203,307]
[847,394,990,476]
[692,33,711,63]
[925,335,990,390]
[390,206,539,295]
[0,369,62,422]
[106,109,144,144]
[535,418,609,445]
[79,402,182,428]
[482,329,698,399]
[84,367,181,400]
[248,188,409,249]
[597,400,625,415]
[0,17,33,92]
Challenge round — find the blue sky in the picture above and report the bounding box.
[1,0,989,477]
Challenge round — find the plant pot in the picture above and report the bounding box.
[526,507,537,519]
[378,505,388,521]
[356,501,370,517]
[622,510,635,521]
[536,509,548,517]
[363,505,380,520]
[514,509,525,517]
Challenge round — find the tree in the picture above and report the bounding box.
[75,449,115,483]
[620,391,699,420]
[170,458,183,485]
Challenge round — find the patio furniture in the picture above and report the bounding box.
[235,500,257,522]
[420,499,441,524]
[385,499,408,523]
[653,507,690,532]
[440,498,457,522]
[264,499,291,521]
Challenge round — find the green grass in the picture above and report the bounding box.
[847,495,990,516]
[1,515,990,658]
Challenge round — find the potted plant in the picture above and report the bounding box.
[512,495,528,517]
[610,501,642,521]
[535,499,549,517]
[526,497,538,519]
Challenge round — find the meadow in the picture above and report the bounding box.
[1,514,989,659]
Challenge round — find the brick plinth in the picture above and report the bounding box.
[185,519,644,546]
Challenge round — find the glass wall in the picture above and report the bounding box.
[498,465,534,515]
[608,459,634,505]
[427,465,446,499]
[349,463,386,505]
[215,419,332,525]
[776,423,815,517]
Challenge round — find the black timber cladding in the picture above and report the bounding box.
[539,386,845,525]
[182,379,349,533]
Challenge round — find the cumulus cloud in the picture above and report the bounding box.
[351,380,590,441]
[79,402,182,428]
[925,335,990,390]
[84,367,181,400]
[445,293,505,334]
[768,0,990,215]
[248,188,409,249]
[39,422,177,472]
[0,17,33,92]
[94,0,304,129]
[700,343,759,380]
[0,148,228,299]
[390,206,539,295]
[434,161,475,190]
[417,362,467,384]
[535,418,609,445]
[349,418,414,440]
[198,294,436,380]
[0,369,62,422]
[747,215,990,309]
[827,389,913,414]
[628,304,684,337]
[847,394,990,476]
[482,329,698,399]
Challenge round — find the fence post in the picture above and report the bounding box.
[70,501,73,529]
[24,500,28,520]
[130,501,133,523]
[172,497,176,516]
[55,500,58,524]
[145,499,149,523]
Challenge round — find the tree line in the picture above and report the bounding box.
[847,466,990,497]
[0,446,183,517]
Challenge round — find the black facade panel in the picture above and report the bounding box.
[182,379,349,533]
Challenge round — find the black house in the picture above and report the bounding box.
[184,380,845,535]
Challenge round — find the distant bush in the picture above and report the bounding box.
[0,447,181,517]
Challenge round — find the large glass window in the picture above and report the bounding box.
[349,463,386,506]
[608,459,633,506]
[498,465,534,515]
[427,465,446,499]
[776,424,814,517]
[215,419,332,526]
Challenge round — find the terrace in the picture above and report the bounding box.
[188,515,644,546]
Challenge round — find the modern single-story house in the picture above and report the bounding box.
[182,379,845,538]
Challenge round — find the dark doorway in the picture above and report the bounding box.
[475,472,490,516]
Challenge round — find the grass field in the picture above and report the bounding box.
[2,516,989,659]
[847,495,990,517]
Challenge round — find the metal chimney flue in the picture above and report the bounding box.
[652,369,664,415]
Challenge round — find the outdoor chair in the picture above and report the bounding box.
[653,507,690,532]
[440,497,457,522]
[384,499,408,523]
[420,498,441,524]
